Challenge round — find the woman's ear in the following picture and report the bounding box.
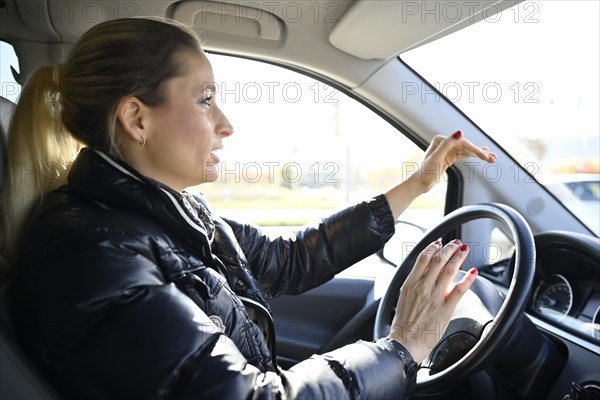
[116,96,147,143]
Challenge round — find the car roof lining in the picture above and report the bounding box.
[1,0,522,88]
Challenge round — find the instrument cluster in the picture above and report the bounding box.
[528,235,600,343]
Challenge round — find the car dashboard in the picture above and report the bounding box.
[482,231,599,345]
[530,235,600,345]
[480,230,600,397]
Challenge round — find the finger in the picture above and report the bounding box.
[424,239,462,283]
[479,146,498,162]
[431,130,463,159]
[445,268,478,309]
[422,135,445,158]
[457,138,495,162]
[436,243,469,291]
[434,130,495,165]
[407,240,442,281]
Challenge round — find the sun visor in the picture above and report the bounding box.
[329,0,518,60]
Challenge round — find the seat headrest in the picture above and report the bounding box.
[0,96,16,191]
[0,96,14,139]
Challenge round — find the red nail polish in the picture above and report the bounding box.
[453,239,462,245]
[470,268,478,275]
[452,130,462,140]
[460,244,468,251]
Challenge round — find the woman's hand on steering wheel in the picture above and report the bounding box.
[388,239,478,364]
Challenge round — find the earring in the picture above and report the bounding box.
[139,136,146,146]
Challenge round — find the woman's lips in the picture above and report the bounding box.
[210,148,222,163]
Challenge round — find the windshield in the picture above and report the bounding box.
[402,1,599,236]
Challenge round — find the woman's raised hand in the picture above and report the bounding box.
[411,130,497,194]
[384,130,496,221]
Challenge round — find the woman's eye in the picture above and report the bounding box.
[198,95,213,106]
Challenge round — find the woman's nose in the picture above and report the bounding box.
[216,105,234,137]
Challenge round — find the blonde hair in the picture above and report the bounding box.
[0,66,78,271]
[0,18,203,271]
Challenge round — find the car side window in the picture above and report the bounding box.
[196,55,447,276]
[0,41,20,103]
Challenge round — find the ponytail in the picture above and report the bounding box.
[0,65,79,271]
[1,17,204,273]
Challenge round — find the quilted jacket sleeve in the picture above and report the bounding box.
[173,336,417,400]
[225,194,396,297]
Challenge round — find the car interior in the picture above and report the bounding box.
[1,1,599,399]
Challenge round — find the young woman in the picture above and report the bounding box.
[1,17,496,399]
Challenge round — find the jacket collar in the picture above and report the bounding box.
[68,148,214,256]
[67,149,277,365]
[67,148,271,310]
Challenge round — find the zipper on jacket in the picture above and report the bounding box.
[160,185,281,372]
[95,149,280,372]
[238,295,280,373]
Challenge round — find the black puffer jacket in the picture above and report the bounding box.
[14,148,418,399]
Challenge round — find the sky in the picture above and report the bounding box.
[403,0,600,143]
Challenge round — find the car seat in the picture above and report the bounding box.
[0,95,61,399]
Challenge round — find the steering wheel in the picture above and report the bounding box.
[374,203,535,395]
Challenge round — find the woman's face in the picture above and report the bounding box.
[139,49,233,191]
